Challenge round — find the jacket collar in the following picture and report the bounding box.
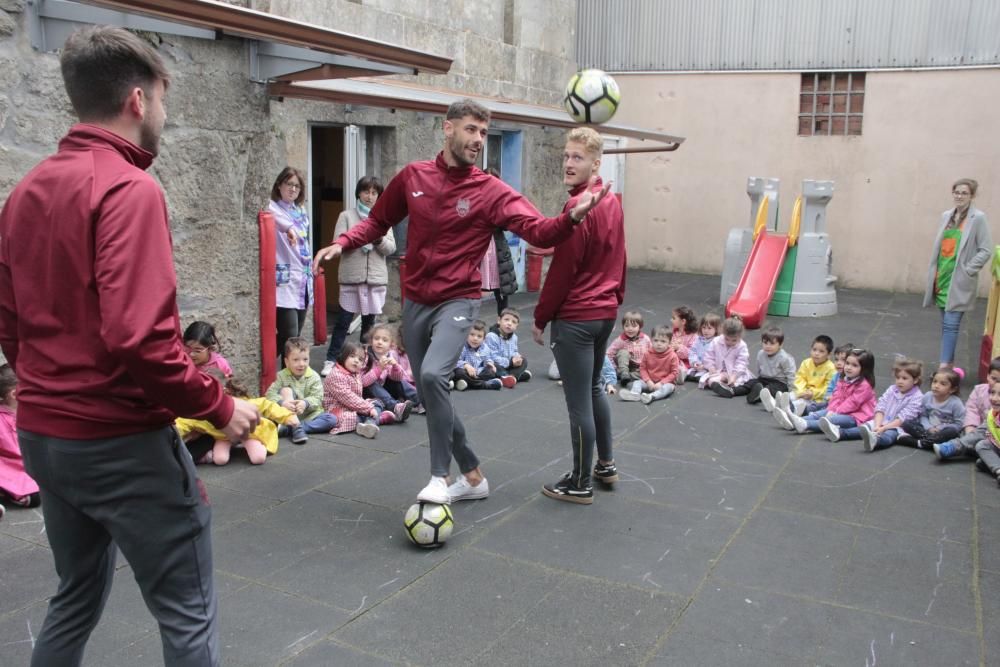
[568,176,603,198]
[434,151,475,179]
[59,123,154,170]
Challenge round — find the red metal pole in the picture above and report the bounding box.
[258,210,277,395]
[313,267,327,345]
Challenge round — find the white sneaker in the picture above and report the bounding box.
[348,315,363,334]
[449,380,455,390]
[356,422,379,439]
[860,424,876,452]
[792,399,808,416]
[455,379,468,391]
[417,476,451,504]
[640,392,653,404]
[818,417,840,441]
[774,408,794,430]
[321,360,335,377]
[447,475,489,501]
[678,367,687,383]
[619,389,641,402]
[790,412,808,434]
[0,502,5,521]
[759,388,776,412]
[776,391,790,413]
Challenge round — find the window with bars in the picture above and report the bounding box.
[798,72,865,136]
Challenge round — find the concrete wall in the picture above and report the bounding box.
[0,0,577,383]
[614,68,1000,296]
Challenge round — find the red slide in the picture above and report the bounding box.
[725,230,789,330]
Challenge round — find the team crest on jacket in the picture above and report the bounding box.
[455,198,471,217]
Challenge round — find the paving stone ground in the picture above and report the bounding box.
[0,270,994,666]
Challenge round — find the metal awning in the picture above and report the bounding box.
[31,0,452,78]
[268,78,685,152]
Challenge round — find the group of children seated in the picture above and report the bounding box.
[6,302,1000,519]
[599,307,1000,486]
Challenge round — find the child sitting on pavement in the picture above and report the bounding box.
[896,367,964,450]
[323,342,401,439]
[178,370,298,465]
[0,365,40,513]
[620,325,679,404]
[701,315,752,397]
[774,335,836,416]
[606,310,650,390]
[971,382,1000,485]
[265,337,339,444]
[671,305,699,381]
[685,313,721,383]
[453,320,503,391]
[485,307,531,386]
[960,357,1000,436]
[360,324,412,422]
[740,325,796,405]
[858,358,925,452]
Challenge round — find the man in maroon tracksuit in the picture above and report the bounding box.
[0,27,258,666]
[532,127,627,504]
[315,99,609,506]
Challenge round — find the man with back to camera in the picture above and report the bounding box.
[314,98,610,506]
[0,26,259,666]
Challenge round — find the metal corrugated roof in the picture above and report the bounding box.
[578,0,1000,72]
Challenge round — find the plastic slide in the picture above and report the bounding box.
[725,230,789,329]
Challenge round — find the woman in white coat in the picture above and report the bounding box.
[268,167,313,362]
[923,178,993,370]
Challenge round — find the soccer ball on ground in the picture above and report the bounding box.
[404,502,454,548]
[563,69,621,125]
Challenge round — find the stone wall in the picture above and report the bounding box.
[0,0,578,382]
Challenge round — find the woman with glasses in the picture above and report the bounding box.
[269,167,313,362]
[924,178,993,370]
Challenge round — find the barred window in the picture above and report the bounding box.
[798,72,865,136]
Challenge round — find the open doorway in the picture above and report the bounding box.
[310,125,345,310]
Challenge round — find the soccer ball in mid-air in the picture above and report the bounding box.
[403,502,454,548]
[564,69,621,125]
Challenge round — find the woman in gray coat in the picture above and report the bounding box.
[321,176,396,376]
[923,178,993,370]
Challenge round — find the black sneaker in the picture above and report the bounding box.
[542,474,593,504]
[593,460,619,484]
[709,381,734,398]
[975,458,989,473]
[520,370,532,382]
[277,424,292,439]
[291,425,308,445]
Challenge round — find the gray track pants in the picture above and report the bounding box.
[19,426,218,667]
[550,319,616,488]
[403,298,481,478]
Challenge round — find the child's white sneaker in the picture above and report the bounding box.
[792,399,808,416]
[321,360,335,377]
[860,424,876,452]
[776,391,791,413]
[818,417,840,442]
[789,412,808,434]
[773,408,794,430]
[759,388,776,412]
[619,389,641,402]
[447,475,489,502]
[640,392,653,404]
[454,379,469,391]
[677,367,687,383]
[356,422,380,439]
[417,476,451,504]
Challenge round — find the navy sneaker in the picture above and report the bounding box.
[542,474,593,504]
[709,381,734,398]
[290,425,308,445]
[593,461,619,484]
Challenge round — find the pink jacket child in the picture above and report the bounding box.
[672,330,698,371]
[964,382,991,432]
[0,383,40,508]
[698,336,752,389]
[826,377,878,425]
[322,353,396,438]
